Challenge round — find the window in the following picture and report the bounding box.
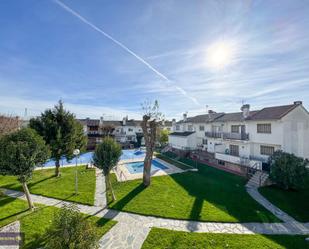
[260,145,275,156]
[199,125,205,131]
[229,144,239,156]
[188,125,193,131]
[128,128,133,132]
[231,125,240,133]
[257,124,271,134]
[202,139,207,145]
[176,125,180,131]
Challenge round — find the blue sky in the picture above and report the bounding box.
[1,0,309,120]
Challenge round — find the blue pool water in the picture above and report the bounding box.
[125,159,168,174]
[42,149,146,168]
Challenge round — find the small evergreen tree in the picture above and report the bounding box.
[0,128,50,210]
[45,204,98,249]
[269,150,309,190]
[30,100,87,176]
[93,138,122,201]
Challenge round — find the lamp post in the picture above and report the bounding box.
[73,149,80,195]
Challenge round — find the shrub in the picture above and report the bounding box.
[0,128,50,210]
[45,204,98,249]
[93,137,121,201]
[269,150,309,190]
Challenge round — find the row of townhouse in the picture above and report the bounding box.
[78,116,172,150]
[168,101,309,172]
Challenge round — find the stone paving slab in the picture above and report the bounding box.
[2,175,309,249]
[246,186,297,223]
[94,168,107,208]
[99,222,151,249]
[2,188,309,236]
[0,221,20,249]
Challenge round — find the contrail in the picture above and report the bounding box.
[52,0,199,105]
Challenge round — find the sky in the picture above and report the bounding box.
[1,0,309,120]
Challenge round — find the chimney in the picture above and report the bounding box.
[172,118,176,126]
[294,101,302,105]
[122,116,127,126]
[183,113,187,122]
[241,104,250,119]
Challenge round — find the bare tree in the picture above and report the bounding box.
[141,100,164,187]
[0,115,21,137]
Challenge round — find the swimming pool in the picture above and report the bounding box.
[124,159,168,174]
[42,149,146,168]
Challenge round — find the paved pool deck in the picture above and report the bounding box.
[113,157,185,182]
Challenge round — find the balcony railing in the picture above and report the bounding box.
[215,152,262,170]
[205,132,222,138]
[223,132,249,140]
[205,131,249,141]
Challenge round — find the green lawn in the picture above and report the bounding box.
[108,162,280,222]
[155,153,193,170]
[259,185,309,222]
[0,166,96,205]
[0,196,116,249]
[142,228,308,249]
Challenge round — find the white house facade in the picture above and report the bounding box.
[168,101,309,170]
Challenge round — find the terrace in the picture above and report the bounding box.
[205,131,249,140]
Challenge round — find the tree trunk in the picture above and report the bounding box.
[55,160,61,177]
[143,151,152,187]
[21,181,35,211]
[106,174,116,201]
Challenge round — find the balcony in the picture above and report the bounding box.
[215,152,262,169]
[87,130,102,137]
[205,131,222,138]
[223,132,249,140]
[205,131,249,141]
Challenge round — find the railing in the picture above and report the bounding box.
[249,155,269,163]
[205,131,249,141]
[168,144,196,151]
[223,132,249,140]
[88,130,100,135]
[205,132,222,138]
[216,152,263,170]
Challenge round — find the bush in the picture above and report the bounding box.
[45,204,98,249]
[269,151,309,190]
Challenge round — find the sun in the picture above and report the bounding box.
[206,40,236,70]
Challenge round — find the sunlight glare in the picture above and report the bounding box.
[206,40,236,70]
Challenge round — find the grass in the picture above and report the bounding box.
[142,228,308,249]
[107,161,280,222]
[259,185,309,222]
[0,196,116,249]
[156,153,193,170]
[0,166,96,205]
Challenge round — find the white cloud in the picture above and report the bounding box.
[0,96,141,120]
